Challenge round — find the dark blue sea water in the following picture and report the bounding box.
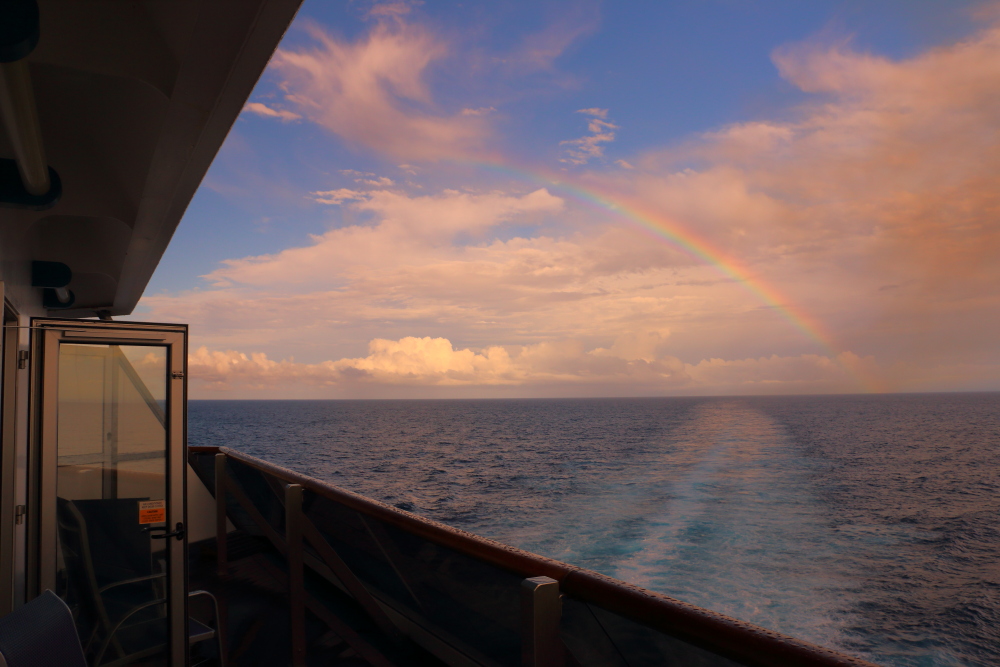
[189,394,1000,666]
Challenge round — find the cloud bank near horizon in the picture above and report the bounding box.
[186,334,999,398]
[187,334,885,397]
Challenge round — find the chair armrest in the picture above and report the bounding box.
[93,598,167,666]
[97,573,166,595]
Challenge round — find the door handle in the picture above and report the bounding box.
[149,522,185,541]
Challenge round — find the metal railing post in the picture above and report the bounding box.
[286,483,307,667]
[214,453,228,577]
[521,576,564,667]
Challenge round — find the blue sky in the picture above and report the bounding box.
[137,1,1000,398]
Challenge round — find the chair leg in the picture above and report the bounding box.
[189,589,226,667]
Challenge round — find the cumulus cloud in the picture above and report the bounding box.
[188,333,682,390]
[187,333,885,397]
[242,101,301,121]
[270,21,488,161]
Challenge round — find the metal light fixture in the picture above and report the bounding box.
[31,260,75,309]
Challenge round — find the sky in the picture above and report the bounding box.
[136,0,1000,399]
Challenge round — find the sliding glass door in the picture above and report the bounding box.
[33,320,187,666]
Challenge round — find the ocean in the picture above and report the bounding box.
[189,393,1000,666]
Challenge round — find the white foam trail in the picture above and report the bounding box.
[607,401,859,652]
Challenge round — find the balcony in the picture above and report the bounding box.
[188,446,876,667]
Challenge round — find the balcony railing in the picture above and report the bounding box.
[189,446,877,667]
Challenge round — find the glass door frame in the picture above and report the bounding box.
[0,298,25,616]
[31,318,188,665]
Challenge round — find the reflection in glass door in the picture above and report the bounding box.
[57,344,169,666]
[35,322,187,667]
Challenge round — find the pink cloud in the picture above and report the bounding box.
[366,1,420,19]
[588,19,1000,367]
[242,101,302,121]
[460,106,496,116]
[187,334,887,397]
[500,2,600,71]
[271,21,489,161]
[188,333,683,390]
[310,188,364,204]
[144,181,875,393]
[561,111,618,165]
[674,24,1000,275]
[199,187,566,289]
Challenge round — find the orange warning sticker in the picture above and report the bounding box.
[138,500,166,524]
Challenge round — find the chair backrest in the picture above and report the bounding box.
[66,498,155,589]
[0,590,87,667]
[57,496,162,662]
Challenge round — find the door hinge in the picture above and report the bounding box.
[14,505,25,524]
[17,350,28,369]
[171,371,184,379]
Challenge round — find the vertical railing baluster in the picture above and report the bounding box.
[521,576,564,667]
[215,453,228,577]
[285,483,307,667]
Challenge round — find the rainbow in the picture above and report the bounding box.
[464,160,874,391]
